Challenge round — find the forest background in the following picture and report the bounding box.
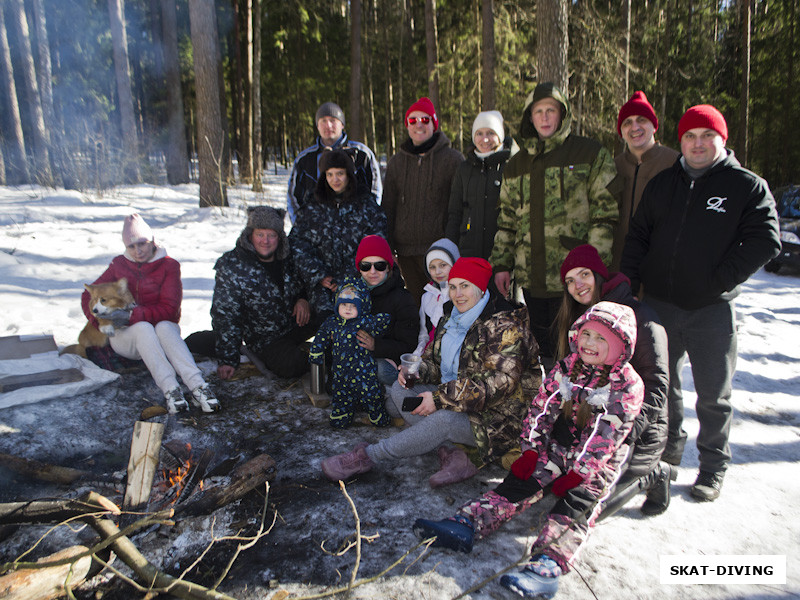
[0,0,798,207]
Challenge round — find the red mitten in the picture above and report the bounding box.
[510,450,539,480]
[551,470,584,497]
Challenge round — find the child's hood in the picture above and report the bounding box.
[337,275,372,313]
[569,301,637,368]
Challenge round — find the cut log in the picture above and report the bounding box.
[176,454,276,517]
[0,492,119,526]
[122,420,164,513]
[0,452,92,486]
[0,544,92,600]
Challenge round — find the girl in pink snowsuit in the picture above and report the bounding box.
[414,301,643,599]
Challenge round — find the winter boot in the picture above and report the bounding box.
[641,462,674,515]
[691,470,724,502]
[190,383,221,413]
[321,443,374,481]
[412,515,474,553]
[500,553,562,599]
[429,446,479,488]
[164,387,189,414]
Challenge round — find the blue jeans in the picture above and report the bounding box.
[376,358,399,386]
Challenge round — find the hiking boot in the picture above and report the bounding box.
[500,553,561,599]
[429,446,478,488]
[412,516,474,553]
[191,383,221,413]
[691,470,725,502]
[164,387,189,414]
[321,443,374,481]
[641,462,674,516]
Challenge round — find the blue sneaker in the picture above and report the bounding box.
[412,516,474,553]
[500,553,561,599]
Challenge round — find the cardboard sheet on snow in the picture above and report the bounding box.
[0,353,119,409]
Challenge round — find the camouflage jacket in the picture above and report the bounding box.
[418,294,542,465]
[211,233,308,368]
[521,302,644,482]
[490,86,620,296]
[289,191,387,313]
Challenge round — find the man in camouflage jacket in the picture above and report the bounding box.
[210,207,318,379]
[490,83,620,358]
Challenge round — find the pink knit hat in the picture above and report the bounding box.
[404,97,439,131]
[678,104,728,141]
[122,213,153,246]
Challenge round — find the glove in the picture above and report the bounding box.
[551,470,584,497]
[107,309,131,328]
[510,450,539,481]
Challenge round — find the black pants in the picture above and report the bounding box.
[185,320,319,379]
[521,291,562,363]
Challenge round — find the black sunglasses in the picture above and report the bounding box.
[359,260,389,272]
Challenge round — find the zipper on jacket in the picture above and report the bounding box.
[668,178,695,299]
[630,164,641,223]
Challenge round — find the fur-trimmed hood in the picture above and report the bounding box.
[568,301,637,368]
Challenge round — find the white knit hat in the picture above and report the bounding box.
[122,213,153,246]
[471,110,505,144]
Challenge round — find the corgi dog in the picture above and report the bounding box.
[76,278,137,355]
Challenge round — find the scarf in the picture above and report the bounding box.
[440,292,490,383]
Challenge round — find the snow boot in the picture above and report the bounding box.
[321,443,374,481]
[412,515,474,553]
[164,387,189,414]
[429,446,478,488]
[190,383,221,413]
[641,462,674,515]
[691,470,724,502]
[500,553,562,599]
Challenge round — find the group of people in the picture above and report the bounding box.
[81,87,780,600]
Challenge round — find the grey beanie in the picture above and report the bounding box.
[242,206,289,260]
[425,238,460,269]
[315,102,345,127]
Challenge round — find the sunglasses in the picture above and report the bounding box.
[359,260,389,272]
[407,116,431,125]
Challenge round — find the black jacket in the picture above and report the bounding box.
[602,272,669,477]
[621,150,780,310]
[445,138,514,259]
[369,268,419,363]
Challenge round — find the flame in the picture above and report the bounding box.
[157,443,195,504]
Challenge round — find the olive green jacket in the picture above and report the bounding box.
[490,85,620,296]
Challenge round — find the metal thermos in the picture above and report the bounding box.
[310,362,324,394]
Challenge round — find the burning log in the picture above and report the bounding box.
[176,454,276,517]
[0,544,92,600]
[0,452,93,486]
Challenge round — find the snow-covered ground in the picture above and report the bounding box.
[0,168,798,599]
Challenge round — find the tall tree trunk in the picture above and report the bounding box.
[364,0,377,150]
[424,0,440,108]
[31,0,65,187]
[239,0,253,182]
[623,0,631,99]
[537,0,569,93]
[0,5,28,184]
[107,0,141,183]
[737,0,751,166]
[160,0,189,184]
[189,0,227,207]
[481,0,495,109]
[8,0,51,184]
[349,0,363,140]
[232,0,243,179]
[252,0,262,191]
[382,0,395,158]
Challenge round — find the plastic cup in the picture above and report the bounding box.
[400,353,421,388]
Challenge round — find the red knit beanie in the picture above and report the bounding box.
[617,91,658,137]
[579,320,625,366]
[448,257,492,292]
[404,97,439,131]
[355,235,393,268]
[678,104,728,141]
[560,244,609,283]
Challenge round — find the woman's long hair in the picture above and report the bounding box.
[552,271,606,360]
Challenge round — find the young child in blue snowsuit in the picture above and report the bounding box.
[310,278,392,428]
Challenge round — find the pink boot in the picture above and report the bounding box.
[321,443,375,481]
[429,446,478,488]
